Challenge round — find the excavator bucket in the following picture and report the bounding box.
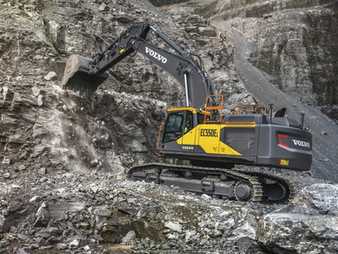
[61,54,108,96]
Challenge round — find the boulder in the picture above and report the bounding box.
[121,230,136,244]
[164,221,182,233]
[296,184,338,215]
[44,71,57,81]
[258,212,338,254]
[198,27,217,37]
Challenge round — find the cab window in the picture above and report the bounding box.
[163,111,185,143]
[163,111,194,143]
[184,111,193,133]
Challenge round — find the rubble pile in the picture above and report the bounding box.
[0,172,261,253]
[1,170,338,253]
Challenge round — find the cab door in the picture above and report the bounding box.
[162,110,196,147]
[162,111,186,145]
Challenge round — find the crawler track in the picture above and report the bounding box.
[127,163,294,203]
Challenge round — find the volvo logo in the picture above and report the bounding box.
[145,47,167,64]
[292,139,310,148]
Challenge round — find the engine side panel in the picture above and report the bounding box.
[161,122,257,164]
[160,121,312,171]
[256,125,312,171]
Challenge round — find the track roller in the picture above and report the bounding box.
[234,181,253,201]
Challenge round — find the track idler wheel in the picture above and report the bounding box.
[264,181,288,202]
[145,169,161,184]
[234,181,252,201]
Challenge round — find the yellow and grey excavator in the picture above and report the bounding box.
[62,23,312,202]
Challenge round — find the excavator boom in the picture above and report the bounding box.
[61,23,212,108]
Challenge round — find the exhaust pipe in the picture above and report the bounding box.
[300,112,305,129]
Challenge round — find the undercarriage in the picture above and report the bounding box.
[127,163,294,203]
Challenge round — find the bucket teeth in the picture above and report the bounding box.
[61,54,107,96]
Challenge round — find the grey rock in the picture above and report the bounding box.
[184,230,196,242]
[298,184,338,215]
[201,194,211,200]
[39,177,48,183]
[259,212,338,253]
[31,145,48,158]
[94,205,112,217]
[198,27,217,37]
[56,243,67,250]
[45,19,63,48]
[44,71,57,81]
[34,202,50,227]
[90,159,99,167]
[129,140,148,152]
[69,239,80,248]
[31,86,40,97]
[0,214,4,233]
[230,221,256,240]
[18,165,26,171]
[1,86,9,102]
[121,230,136,244]
[98,3,106,11]
[2,157,10,165]
[15,249,28,254]
[38,167,47,175]
[3,172,10,179]
[164,221,182,233]
[32,124,49,138]
[37,94,43,106]
[29,196,40,203]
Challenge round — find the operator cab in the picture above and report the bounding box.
[161,107,209,144]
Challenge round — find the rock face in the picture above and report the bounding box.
[257,184,338,254]
[201,0,338,109]
[297,183,338,215]
[259,212,338,254]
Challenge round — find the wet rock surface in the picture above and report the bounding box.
[1,0,338,253]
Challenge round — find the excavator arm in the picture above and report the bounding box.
[62,23,213,109]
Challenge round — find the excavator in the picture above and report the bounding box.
[61,23,312,202]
